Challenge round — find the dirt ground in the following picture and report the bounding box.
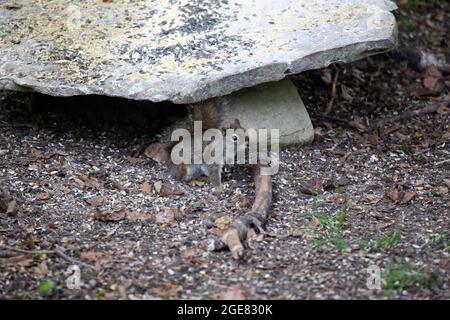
[0,1,449,299]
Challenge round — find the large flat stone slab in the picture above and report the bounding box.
[0,0,397,103]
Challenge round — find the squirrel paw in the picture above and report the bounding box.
[234,212,266,235]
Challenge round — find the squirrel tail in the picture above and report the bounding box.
[190,99,221,131]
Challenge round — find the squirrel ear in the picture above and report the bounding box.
[233,119,241,128]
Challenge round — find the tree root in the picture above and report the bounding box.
[209,165,273,259]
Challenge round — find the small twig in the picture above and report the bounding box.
[0,123,34,129]
[435,159,450,166]
[315,115,350,127]
[323,67,340,116]
[373,104,440,130]
[0,245,95,270]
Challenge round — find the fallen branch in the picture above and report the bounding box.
[210,165,273,259]
[0,245,95,270]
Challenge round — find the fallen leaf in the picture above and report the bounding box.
[437,187,448,197]
[436,103,450,115]
[443,179,450,189]
[153,281,179,298]
[298,181,319,195]
[155,207,180,224]
[36,193,51,201]
[30,148,43,158]
[190,179,206,187]
[386,190,399,202]
[348,117,367,131]
[126,211,154,222]
[6,199,18,216]
[79,175,99,189]
[334,195,347,204]
[28,164,39,171]
[308,217,320,228]
[154,181,185,197]
[112,181,125,191]
[159,185,184,197]
[420,66,443,93]
[141,182,152,194]
[2,3,22,10]
[180,248,208,265]
[376,217,395,230]
[220,284,246,300]
[423,76,438,90]
[86,196,105,206]
[399,191,416,204]
[92,208,126,222]
[33,261,49,279]
[80,251,111,263]
[4,254,33,267]
[214,215,232,230]
[154,181,163,193]
[0,187,13,211]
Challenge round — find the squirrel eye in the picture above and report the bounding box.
[232,134,239,141]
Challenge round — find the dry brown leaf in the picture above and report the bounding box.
[2,3,22,10]
[80,251,110,263]
[36,193,51,201]
[376,217,395,230]
[78,175,99,189]
[387,190,416,204]
[141,181,152,194]
[33,261,49,279]
[334,195,347,204]
[6,199,18,216]
[154,181,185,197]
[86,196,105,206]
[153,281,179,298]
[348,117,367,131]
[180,248,208,265]
[386,190,399,202]
[214,215,232,230]
[308,216,320,228]
[126,211,154,222]
[423,76,438,90]
[436,103,450,115]
[399,191,416,204]
[4,254,33,267]
[220,284,246,300]
[92,208,126,222]
[437,187,448,197]
[443,179,450,189]
[155,207,180,224]
[190,179,205,187]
